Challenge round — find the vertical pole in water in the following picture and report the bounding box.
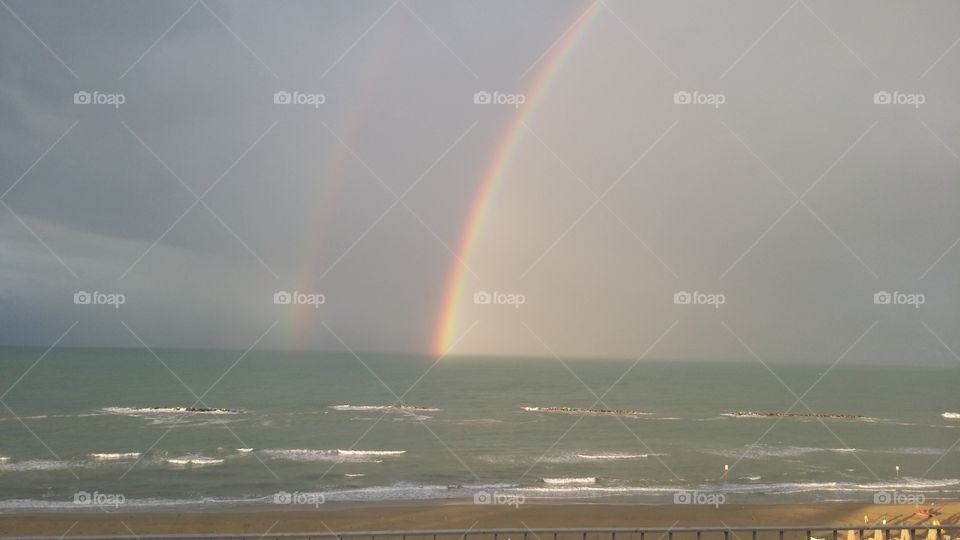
[895,466,900,478]
[725,531,729,540]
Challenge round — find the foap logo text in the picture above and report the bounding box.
[274,90,326,108]
[74,490,126,508]
[874,491,925,505]
[873,91,925,108]
[874,290,924,308]
[74,90,125,108]
[74,290,125,308]
[273,490,325,507]
[674,290,725,308]
[473,90,526,109]
[673,90,725,108]
[474,490,525,508]
[473,290,526,308]
[674,490,726,508]
[274,290,325,308]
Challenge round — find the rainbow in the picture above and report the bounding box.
[433,1,602,356]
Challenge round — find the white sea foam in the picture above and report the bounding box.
[103,406,238,415]
[576,452,665,460]
[165,457,225,467]
[337,449,405,456]
[542,477,597,485]
[344,473,366,477]
[331,405,441,412]
[236,448,255,453]
[0,459,72,471]
[90,452,141,460]
[943,412,960,419]
[261,449,404,463]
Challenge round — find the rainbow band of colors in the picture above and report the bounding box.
[434,2,602,356]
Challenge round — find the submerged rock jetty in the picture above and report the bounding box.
[725,410,866,420]
[522,406,649,416]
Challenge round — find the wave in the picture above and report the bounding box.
[522,406,650,417]
[542,477,597,485]
[261,449,404,463]
[577,452,665,460]
[723,411,870,420]
[337,449,405,456]
[943,412,960,420]
[344,473,366,477]
[236,448,255,453]
[90,452,140,460]
[0,459,72,471]
[165,456,224,467]
[702,445,865,459]
[331,405,441,412]
[103,406,239,415]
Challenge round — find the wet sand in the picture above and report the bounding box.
[0,502,957,537]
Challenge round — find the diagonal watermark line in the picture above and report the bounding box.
[599,1,680,80]
[0,199,80,279]
[199,0,280,80]
[1,120,79,201]
[316,119,480,280]
[319,320,482,481]
[920,120,960,163]
[320,0,401,80]
[919,320,960,366]
[799,0,880,80]
[517,319,680,482]
[719,120,879,280]
[399,0,479,80]
[119,0,200,80]
[58,521,79,540]
[118,320,280,480]
[720,320,879,478]
[0,400,79,479]
[917,122,960,280]
[720,0,801,80]
[119,120,279,280]
[0,0,79,80]
[1,321,77,400]
[520,0,600,80]
[920,33,960,80]
[519,120,680,280]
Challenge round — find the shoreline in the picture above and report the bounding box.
[0,502,957,536]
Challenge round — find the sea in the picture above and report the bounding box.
[0,347,957,512]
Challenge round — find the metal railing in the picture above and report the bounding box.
[6,525,958,540]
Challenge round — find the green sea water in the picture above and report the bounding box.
[0,347,957,511]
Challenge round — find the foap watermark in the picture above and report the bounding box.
[74,290,125,309]
[673,90,725,108]
[874,491,925,505]
[473,490,525,508]
[674,490,725,508]
[674,290,725,309]
[73,90,125,108]
[473,90,526,109]
[273,490,325,508]
[274,290,325,308]
[874,290,924,308]
[74,490,126,508]
[473,290,525,308]
[274,90,326,109]
[873,91,925,109]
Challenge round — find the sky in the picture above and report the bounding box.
[1,0,959,364]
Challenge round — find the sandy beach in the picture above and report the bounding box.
[1,502,957,537]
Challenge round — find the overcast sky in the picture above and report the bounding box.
[2,0,959,364]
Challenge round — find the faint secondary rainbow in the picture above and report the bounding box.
[433,1,602,356]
